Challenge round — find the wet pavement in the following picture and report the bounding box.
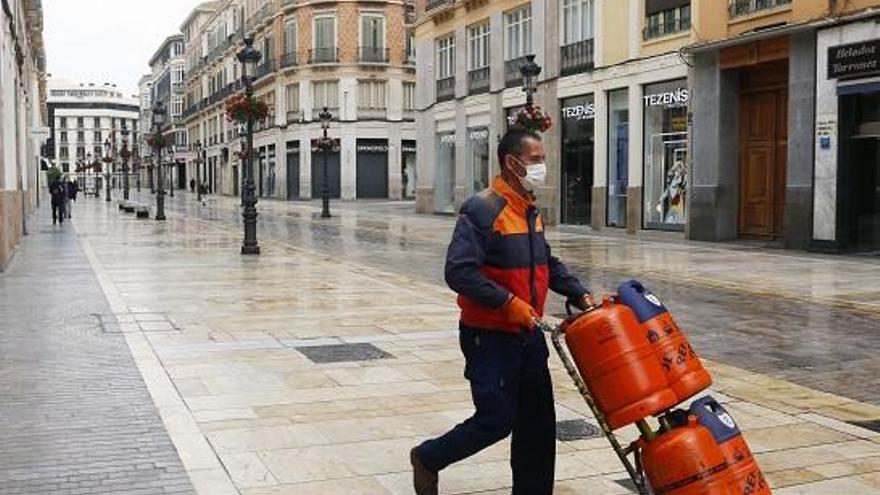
[4,191,880,494]
[0,208,193,494]
[146,191,880,406]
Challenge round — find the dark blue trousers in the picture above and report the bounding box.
[417,326,556,494]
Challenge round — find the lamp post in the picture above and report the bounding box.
[237,34,261,255]
[152,101,167,221]
[167,145,175,198]
[121,122,130,201]
[318,107,333,218]
[195,140,203,201]
[104,138,112,202]
[135,146,141,193]
[84,153,92,197]
[520,54,541,110]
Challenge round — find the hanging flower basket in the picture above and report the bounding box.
[511,105,553,133]
[102,156,114,164]
[119,148,132,160]
[146,133,168,148]
[92,162,103,174]
[225,93,269,123]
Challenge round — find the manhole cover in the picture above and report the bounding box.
[556,419,601,441]
[295,343,394,364]
[847,419,880,433]
[614,478,639,493]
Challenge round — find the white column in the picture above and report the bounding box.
[388,122,402,200]
[341,125,356,200]
[628,83,643,188]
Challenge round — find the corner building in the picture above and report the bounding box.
[413,0,694,234]
[181,0,417,201]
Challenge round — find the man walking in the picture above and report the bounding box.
[411,129,593,494]
[50,180,66,225]
[63,176,77,219]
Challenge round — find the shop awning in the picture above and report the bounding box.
[838,80,880,96]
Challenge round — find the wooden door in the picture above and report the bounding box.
[739,88,787,238]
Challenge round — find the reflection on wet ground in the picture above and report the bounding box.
[145,193,880,405]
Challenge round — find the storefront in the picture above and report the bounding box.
[467,127,490,193]
[286,140,300,199]
[356,139,389,199]
[402,140,416,199]
[559,94,595,225]
[311,138,341,199]
[642,80,688,231]
[607,88,629,228]
[436,132,456,213]
[816,21,880,253]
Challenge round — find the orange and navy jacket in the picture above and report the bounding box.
[445,176,588,333]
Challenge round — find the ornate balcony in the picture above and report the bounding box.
[729,0,791,18]
[280,52,298,68]
[467,67,490,95]
[560,38,595,77]
[309,47,339,64]
[255,58,276,80]
[436,76,455,103]
[359,46,389,64]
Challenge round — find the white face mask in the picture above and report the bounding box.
[519,162,547,192]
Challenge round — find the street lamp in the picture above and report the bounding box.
[318,107,333,218]
[167,144,175,198]
[103,138,113,202]
[121,121,130,201]
[520,54,541,109]
[152,101,167,221]
[237,34,262,255]
[134,146,141,193]
[195,140,203,201]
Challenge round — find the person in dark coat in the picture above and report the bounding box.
[190,178,196,193]
[50,181,67,225]
[63,177,77,218]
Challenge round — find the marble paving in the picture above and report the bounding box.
[66,194,880,494]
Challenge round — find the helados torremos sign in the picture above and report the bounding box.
[828,39,880,80]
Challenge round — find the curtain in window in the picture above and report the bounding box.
[284,21,297,54]
[362,16,384,49]
[315,17,335,49]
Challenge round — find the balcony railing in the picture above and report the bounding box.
[426,0,452,13]
[468,67,490,95]
[286,110,303,123]
[280,52,298,68]
[644,16,691,39]
[560,38,595,77]
[172,82,185,94]
[360,46,389,63]
[504,55,529,88]
[310,47,339,64]
[245,3,273,32]
[436,76,455,102]
[255,59,276,80]
[729,0,791,17]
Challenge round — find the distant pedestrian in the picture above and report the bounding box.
[63,177,77,219]
[190,178,195,193]
[49,181,66,225]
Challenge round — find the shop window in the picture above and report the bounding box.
[607,88,629,228]
[468,128,490,194]
[436,132,456,213]
[643,80,688,230]
[560,94,595,225]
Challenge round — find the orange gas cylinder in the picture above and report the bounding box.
[690,396,772,495]
[563,299,678,430]
[640,414,735,495]
[617,280,712,402]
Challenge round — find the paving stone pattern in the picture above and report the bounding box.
[0,215,193,495]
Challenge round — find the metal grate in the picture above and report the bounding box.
[295,343,394,364]
[555,419,601,441]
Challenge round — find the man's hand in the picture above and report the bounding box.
[581,293,597,310]
[504,296,538,330]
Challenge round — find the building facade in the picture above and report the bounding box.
[46,79,140,193]
[147,35,188,191]
[1,0,46,270]
[414,0,880,253]
[137,74,153,188]
[180,0,416,201]
[413,0,694,229]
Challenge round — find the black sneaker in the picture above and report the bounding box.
[410,447,438,495]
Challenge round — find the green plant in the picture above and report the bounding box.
[47,166,62,184]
